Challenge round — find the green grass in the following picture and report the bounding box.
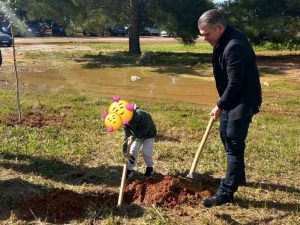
[87,42,213,53]
[1,78,299,224]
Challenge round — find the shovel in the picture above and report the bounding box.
[117,140,132,207]
[117,162,127,207]
[186,116,214,179]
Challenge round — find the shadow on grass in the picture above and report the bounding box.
[232,181,300,213]
[0,178,144,223]
[246,181,300,195]
[76,51,300,77]
[0,178,48,219]
[177,171,300,213]
[236,197,299,213]
[257,54,300,64]
[1,153,125,187]
[77,51,212,76]
[215,212,289,225]
[257,54,300,76]
[175,170,219,192]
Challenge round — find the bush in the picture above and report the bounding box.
[259,38,300,51]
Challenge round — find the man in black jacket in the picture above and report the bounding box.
[198,9,262,207]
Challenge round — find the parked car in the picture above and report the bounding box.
[1,25,11,35]
[83,30,98,36]
[43,20,54,35]
[52,23,66,36]
[0,31,12,47]
[141,27,160,36]
[160,30,176,37]
[25,21,45,36]
[107,27,126,36]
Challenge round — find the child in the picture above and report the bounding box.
[103,96,157,179]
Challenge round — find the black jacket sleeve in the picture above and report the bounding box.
[0,50,2,66]
[217,43,246,110]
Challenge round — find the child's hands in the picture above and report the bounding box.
[123,152,130,159]
[122,136,133,159]
[127,136,134,146]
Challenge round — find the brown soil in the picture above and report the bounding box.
[18,189,119,223]
[124,175,213,208]
[7,111,62,128]
[17,175,215,223]
[19,189,85,223]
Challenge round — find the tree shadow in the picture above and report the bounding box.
[246,181,300,195]
[215,212,289,225]
[77,51,300,78]
[235,181,300,213]
[0,178,144,223]
[257,54,300,76]
[177,171,300,214]
[1,153,125,187]
[77,51,212,76]
[257,54,300,64]
[235,197,299,213]
[0,178,48,219]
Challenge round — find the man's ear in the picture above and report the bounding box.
[216,24,225,34]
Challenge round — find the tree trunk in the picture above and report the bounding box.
[129,0,141,55]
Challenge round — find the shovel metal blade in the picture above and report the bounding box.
[186,173,193,179]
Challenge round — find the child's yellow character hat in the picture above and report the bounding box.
[108,96,134,126]
[102,112,123,132]
[102,96,134,132]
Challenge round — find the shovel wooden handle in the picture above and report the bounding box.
[187,117,214,178]
[117,163,127,207]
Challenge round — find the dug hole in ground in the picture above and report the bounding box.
[18,173,218,223]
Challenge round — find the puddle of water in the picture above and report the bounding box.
[6,67,217,105]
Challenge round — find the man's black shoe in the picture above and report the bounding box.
[239,174,247,186]
[202,194,234,208]
[239,180,247,186]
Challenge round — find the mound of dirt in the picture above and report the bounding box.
[124,175,213,208]
[8,112,62,128]
[18,176,215,223]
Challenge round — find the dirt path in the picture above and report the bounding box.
[14,36,181,44]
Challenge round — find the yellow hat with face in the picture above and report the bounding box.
[108,96,134,125]
[102,112,123,132]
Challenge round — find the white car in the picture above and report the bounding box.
[142,28,160,36]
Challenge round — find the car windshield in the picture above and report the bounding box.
[27,21,40,28]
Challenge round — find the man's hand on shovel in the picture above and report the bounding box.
[210,105,222,120]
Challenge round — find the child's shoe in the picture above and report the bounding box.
[144,167,154,178]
